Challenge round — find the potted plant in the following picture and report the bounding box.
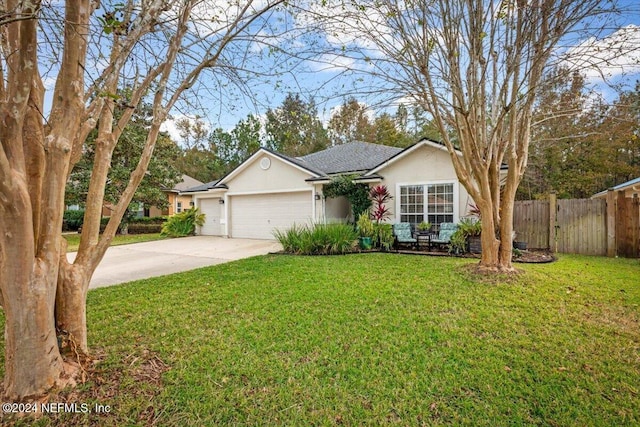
[417,221,432,235]
[449,228,467,255]
[458,218,482,253]
[356,213,374,250]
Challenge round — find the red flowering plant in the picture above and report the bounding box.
[369,185,392,223]
[369,185,394,250]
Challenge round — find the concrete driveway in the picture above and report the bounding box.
[67,236,281,289]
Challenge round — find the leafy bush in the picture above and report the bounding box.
[448,218,483,254]
[449,229,468,254]
[417,221,432,232]
[129,216,166,224]
[356,214,374,238]
[161,207,205,237]
[63,210,85,231]
[274,223,358,255]
[458,217,482,236]
[374,223,394,251]
[127,223,163,234]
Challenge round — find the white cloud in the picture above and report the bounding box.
[309,54,356,72]
[561,25,640,82]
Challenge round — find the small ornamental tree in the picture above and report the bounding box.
[369,185,392,224]
[369,185,393,248]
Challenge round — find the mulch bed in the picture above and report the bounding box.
[393,248,556,263]
[0,346,170,426]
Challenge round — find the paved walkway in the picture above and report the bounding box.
[66,236,281,289]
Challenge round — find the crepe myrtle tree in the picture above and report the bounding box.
[300,0,631,271]
[0,0,289,400]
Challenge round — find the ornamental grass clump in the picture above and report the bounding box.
[273,223,357,255]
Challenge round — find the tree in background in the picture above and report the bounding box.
[328,98,376,144]
[265,93,329,156]
[522,71,640,199]
[66,101,182,216]
[373,113,413,147]
[211,114,263,174]
[173,117,220,183]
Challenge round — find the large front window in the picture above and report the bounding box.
[400,183,455,229]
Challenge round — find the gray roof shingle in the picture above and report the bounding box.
[182,141,406,192]
[295,141,403,175]
[182,180,224,193]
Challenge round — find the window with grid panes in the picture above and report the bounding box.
[426,183,454,227]
[399,183,454,229]
[400,185,424,228]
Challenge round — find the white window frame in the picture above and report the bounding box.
[177,201,183,213]
[396,181,459,227]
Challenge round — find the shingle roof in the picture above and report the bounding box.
[295,141,403,175]
[172,175,204,192]
[182,142,406,192]
[182,180,224,193]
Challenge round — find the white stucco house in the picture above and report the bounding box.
[182,139,488,240]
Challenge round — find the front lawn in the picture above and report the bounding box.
[1,254,639,426]
[63,233,166,252]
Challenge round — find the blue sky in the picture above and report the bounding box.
[36,1,640,142]
[161,0,640,143]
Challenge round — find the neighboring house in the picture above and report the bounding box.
[183,139,496,240]
[146,174,204,217]
[592,176,640,200]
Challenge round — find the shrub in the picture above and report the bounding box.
[273,224,306,254]
[356,214,374,238]
[161,207,205,237]
[274,223,358,255]
[129,216,166,224]
[63,210,85,231]
[458,217,482,236]
[449,229,468,254]
[127,223,163,234]
[374,223,394,251]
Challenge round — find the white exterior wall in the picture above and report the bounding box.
[375,144,475,223]
[324,195,351,222]
[222,152,318,238]
[224,153,314,194]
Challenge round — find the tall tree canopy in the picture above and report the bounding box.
[328,98,376,144]
[66,101,182,213]
[265,93,329,156]
[522,72,640,199]
[211,113,263,174]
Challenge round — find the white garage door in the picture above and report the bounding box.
[199,197,222,236]
[230,191,312,239]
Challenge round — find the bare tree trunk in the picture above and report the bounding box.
[56,248,90,352]
[0,181,63,400]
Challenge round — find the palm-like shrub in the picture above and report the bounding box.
[161,207,205,237]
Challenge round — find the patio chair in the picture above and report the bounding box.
[392,223,417,250]
[430,222,458,250]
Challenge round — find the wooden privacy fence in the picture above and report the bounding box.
[513,192,640,258]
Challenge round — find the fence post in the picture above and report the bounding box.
[549,192,557,252]
[606,189,616,257]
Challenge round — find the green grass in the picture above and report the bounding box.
[1,254,639,426]
[63,233,166,252]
